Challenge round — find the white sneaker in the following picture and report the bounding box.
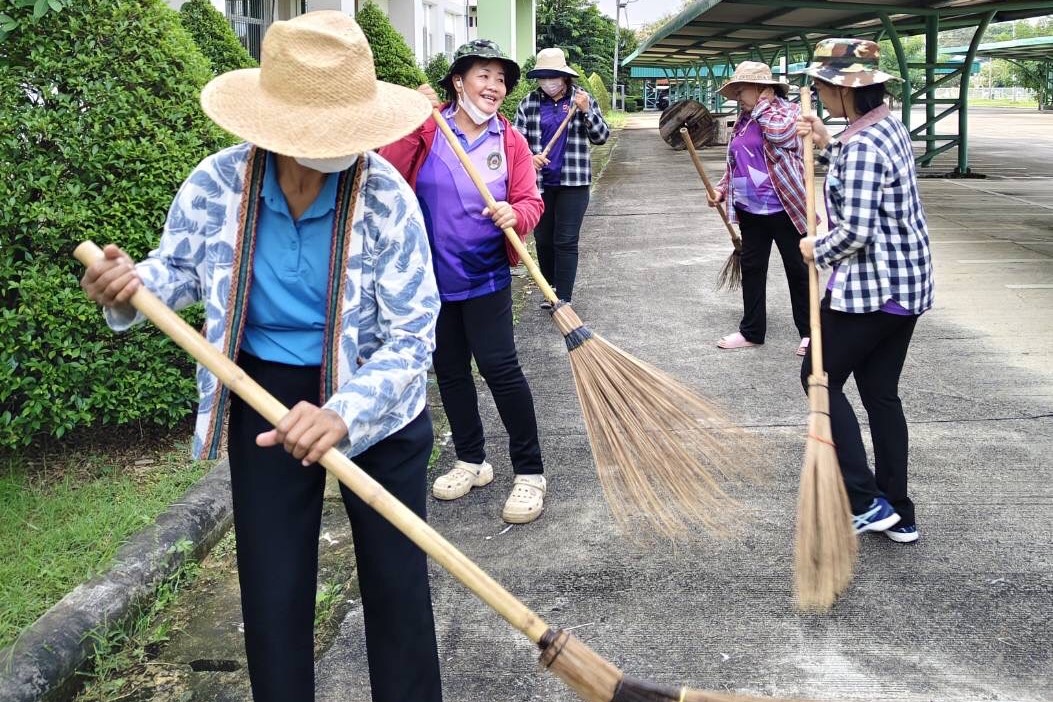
[432,460,493,500]
[501,474,546,524]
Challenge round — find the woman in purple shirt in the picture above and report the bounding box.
[709,61,811,357]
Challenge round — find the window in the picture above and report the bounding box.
[226,0,271,61]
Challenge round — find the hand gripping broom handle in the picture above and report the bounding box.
[799,90,825,376]
[74,241,552,645]
[679,126,742,252]
[431,110,559,305]
[540,104,577,158]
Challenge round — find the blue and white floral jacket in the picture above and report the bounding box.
[105,143,440,460]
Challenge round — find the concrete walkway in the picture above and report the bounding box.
[12,108,1050,701]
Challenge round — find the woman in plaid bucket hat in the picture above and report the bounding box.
[513,47,610,308]
[796,38,934,545]
[380,40,551,526]
[709,61,812,357]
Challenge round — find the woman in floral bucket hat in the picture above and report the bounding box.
[796,38,934,545]
[380,40,550,526]
[81,12,443,701]
[709,60,812,357]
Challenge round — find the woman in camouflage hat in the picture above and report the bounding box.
[380,40,550,525]
[796,38,934,545]
[709,60,812,357]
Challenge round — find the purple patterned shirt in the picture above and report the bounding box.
[728,118,784,215]
[416,108,510,301]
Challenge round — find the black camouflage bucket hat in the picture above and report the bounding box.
[799,38,900,87]
[440,39,521,99]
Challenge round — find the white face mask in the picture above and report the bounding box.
[538,78,565,98]
[457,94,497,125]
[293,154,359,173]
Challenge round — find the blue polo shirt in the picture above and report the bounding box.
[241,152,338,366]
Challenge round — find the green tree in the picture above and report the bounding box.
[179,0,257,75]
[424,52,451,98]
[357,1,427,89]
[0,0,233,449]
[536,0,636,90]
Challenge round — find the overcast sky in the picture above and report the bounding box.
[593,0,689,31]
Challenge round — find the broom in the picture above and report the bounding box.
[433,109,758,539]
[793,90,857,611]
[75,241,800,702]
[540,104,577,159]
[678,127,742,291]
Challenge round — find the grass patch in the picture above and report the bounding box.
[0,436,208,649]
[604,110,629,130]
[969,98,1038,109]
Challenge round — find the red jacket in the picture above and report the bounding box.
[378,107,543,266]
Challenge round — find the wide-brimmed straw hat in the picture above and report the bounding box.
[526,47,578,79]
[200,11,431,158]
[798,38,901,87]
[439,39,521,99]
[718,61,790,99]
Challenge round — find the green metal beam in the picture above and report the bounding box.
[879,13,912,127]
[957,10,995,174]
[729,0,939,15]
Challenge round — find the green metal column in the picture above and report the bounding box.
[880,13,912,128]
[924,14,939,166]
[958,11,994,175]
[1043,60,1053,111]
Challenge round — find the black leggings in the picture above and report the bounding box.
[736,208,809,343]
[432,286,543,475]
[228,353,442,702]
[800,297,920,524]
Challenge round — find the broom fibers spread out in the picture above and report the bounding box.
[679,127,742,293]
[434,111,761,540]
[794,90,857,610]
[75,242,804,702]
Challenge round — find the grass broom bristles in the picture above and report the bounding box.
[541,629,807,702]
[794,375,857,610]
[716,249,742,292]
[551,304,761,539]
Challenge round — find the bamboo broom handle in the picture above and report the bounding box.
[678,127,741,250]
[540,105,577,158]
[431,109,559,304]
[74,241,551,644]
[799,89,825,376]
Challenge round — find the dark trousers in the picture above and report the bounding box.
[800,297,920,525]
[433,286,543,475]
[228,354,442,702]
[736,208,809,343]
[535,185,590,303]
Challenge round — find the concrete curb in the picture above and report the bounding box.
[0,460,233,702]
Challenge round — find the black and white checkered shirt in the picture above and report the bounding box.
[816,107,934,315]
[513,86,610,192]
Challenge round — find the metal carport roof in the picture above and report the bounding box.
[623,0,1053,68]
[943,35,1053,61]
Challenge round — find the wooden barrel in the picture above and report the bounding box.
[659,99,716,150]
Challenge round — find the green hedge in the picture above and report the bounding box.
[423,52,450,100]
[0,0,233,449]
[178,0,257,75]
[587,72,610,113]
[357,1,427,89]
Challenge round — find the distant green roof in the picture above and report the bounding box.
[943,35,1053,62]
[628,65,729,78]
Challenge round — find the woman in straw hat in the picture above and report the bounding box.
[513,47,610,308]
[710,60,812,357]
[80,12,443,701]
[796,38,934,544]
[379,40,548,525]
